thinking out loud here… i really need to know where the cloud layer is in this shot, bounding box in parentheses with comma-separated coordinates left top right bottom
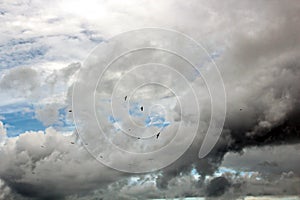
(0, 0, 300, 199)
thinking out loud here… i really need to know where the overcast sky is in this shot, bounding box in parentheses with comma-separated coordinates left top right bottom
(0, 0, 300, 199)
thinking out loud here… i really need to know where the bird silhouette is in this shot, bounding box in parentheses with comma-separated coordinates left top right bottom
(140, 106, 143, 111)
(156, 132, 160, 139)
(125, 96, 127, 101)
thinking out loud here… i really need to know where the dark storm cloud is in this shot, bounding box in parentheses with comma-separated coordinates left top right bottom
(1, 0, 300, 199)
(205, 176, 230, 197)
(154, 0, 300, 197)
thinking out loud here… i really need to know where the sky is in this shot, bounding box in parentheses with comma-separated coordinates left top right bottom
(0, 0, 300, 199)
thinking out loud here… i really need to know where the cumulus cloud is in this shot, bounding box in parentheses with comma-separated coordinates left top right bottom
(34, 104, 61, 126)
(0, 0, 300, 199)
(0, 121, 7, 145)
(222, 144, 300, 176)
(223, 171, 300, 199)
(0, 179, 15, 200)
(0, 62, 79, 106)
(0, 67, 39, 98)
(0, 128, 125, 199)
(129, 0, 300, 197)
(0, 121, 6, 136)
(205, 176, 231, 197)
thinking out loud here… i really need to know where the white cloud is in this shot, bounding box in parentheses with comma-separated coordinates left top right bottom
(0, 121, 7, 145)
(34, 104, 61, 126)
(0, 121, 6, 136)
(0, 0, 300, 199)
(0, 128, 125, 198)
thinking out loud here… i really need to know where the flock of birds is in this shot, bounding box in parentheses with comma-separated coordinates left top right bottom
(124, 95, 160, 139)
(42, 97, 243, 150)
(45, 95, 162, 152)
(32, 97, 244, 170)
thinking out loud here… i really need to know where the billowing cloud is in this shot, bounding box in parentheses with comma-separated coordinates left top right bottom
(205, 176, 230, 197)
(0, 128, 125, 199)
(0, 67, 39, 98)
(222, 144, 300, 176)
(0, 121, 6, 136)
(0, 0, 300, 199)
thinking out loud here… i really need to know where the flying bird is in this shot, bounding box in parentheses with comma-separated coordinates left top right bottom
(124, 96, 127, 101)
(70, 142, 75, 144)
(156, 132, 160, 139)
(140, 106, 143, 111)
(69, 110, 72, 112)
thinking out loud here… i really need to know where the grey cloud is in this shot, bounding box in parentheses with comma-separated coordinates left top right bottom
(0, 67, 39, 98)
(227, 172, 300, 198)
(0, 179, 13, 200)
(205, 176, 230, 197)
(34, 104, 61, 126)
(149, 0, 300, 196)
(1, 0, 300, 199)
(222, 144, 300, 176)
(0, 128, 125, 199)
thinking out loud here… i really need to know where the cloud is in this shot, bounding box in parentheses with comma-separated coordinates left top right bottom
(0, 121, 6, 136)
(225, 171, 300, 198)
(134, 0, 300, 196)
(34, 104, 61, 126)
(0, 179, 15, 200)
(222, 144, 300, 176)
(0, 121, 7, 146)
(0, 0, 300, 199)
(0, 128, 125, 199)
(205, 176, 231, 197)
(0, 67, 39, 98)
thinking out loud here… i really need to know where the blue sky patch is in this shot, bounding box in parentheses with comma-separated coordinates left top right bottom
(0, 103, 75, 137)
(145, 112, 170, 128)
(128, 102, 143, 117)
(1, 110, 46, 137)
(108, 115, 118, 123)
